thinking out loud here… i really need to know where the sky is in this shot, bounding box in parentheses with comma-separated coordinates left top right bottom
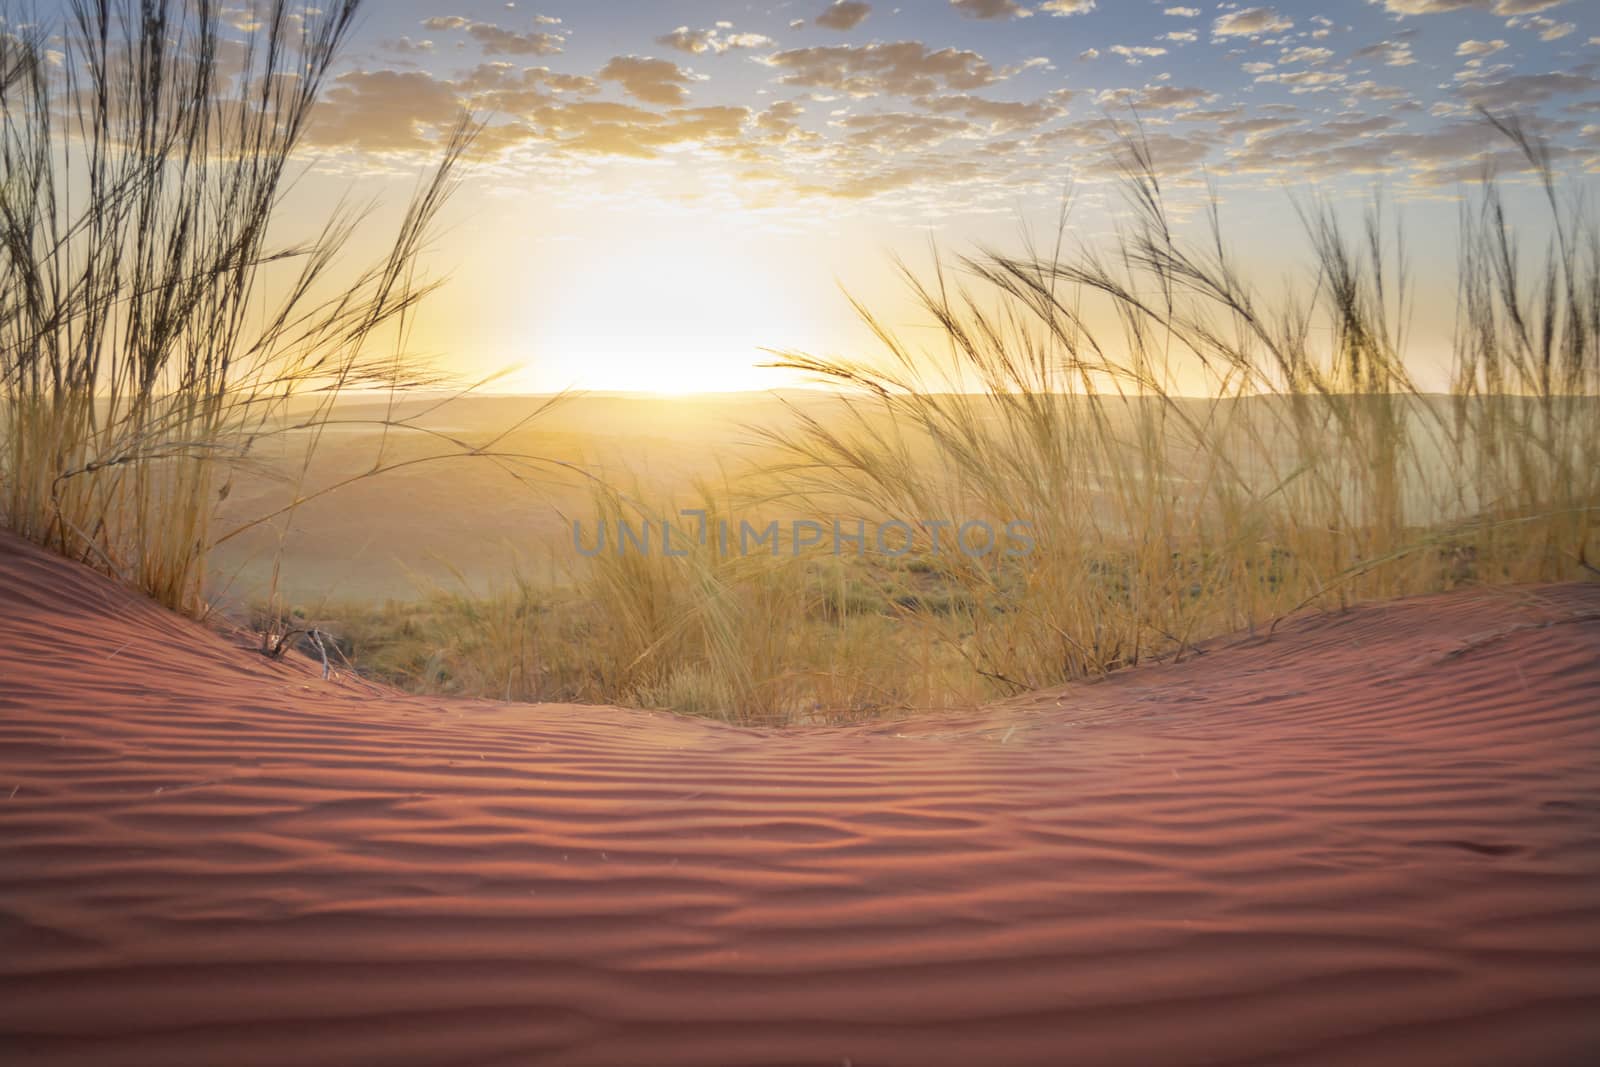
(155, 2, 1600, 391)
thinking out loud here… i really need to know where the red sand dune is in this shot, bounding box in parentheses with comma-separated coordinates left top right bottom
(2, 531, 1598, 1066)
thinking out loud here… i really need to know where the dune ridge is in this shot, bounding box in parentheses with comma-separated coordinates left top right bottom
(1, 531, 1597, 1066)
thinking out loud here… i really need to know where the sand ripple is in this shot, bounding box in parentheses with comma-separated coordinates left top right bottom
(2, 534, 1597, 1065)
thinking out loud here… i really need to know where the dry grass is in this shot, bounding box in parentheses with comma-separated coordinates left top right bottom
(4, 12, 1592, 729)
(0, 1, 484, 614)
(320, 120, 1597, 722)
(294, 482, 980, 725)
(754, 123, 1597, 697)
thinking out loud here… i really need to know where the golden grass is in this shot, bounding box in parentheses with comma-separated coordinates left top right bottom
(318, 124, 1597, 721)
(743, 128, 1594, 695)
(293, 483, 983, 725)
(3, 6, 1593, 724)
(0, 1, 477, 614)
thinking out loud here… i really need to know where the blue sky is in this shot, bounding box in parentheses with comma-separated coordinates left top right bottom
(184, 2, 1600, 388)
(323, 0, 1597, 193)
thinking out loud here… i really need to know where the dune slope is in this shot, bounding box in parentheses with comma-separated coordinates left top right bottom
(1, 532, 1597, 1066)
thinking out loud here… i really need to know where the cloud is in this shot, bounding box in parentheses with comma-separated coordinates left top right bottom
(1213, 8, 1294, 37)
(1517, 16, 1576, 41)
(760, 41, 1001, 96)
(1343, 79, 1415, 102)
(1110, 44, 1168, 63)
(1058, 127, 1218, 178)
(598, 56, 696, 105)
(1225, 114, 1587, 186)
(1106, 84, 1218, 110)
(455, 63, 597, 112)
(1226, 115, 1410, 175)
(1356, 40, 1417, 65)
(837, 112, 979, 152)
(1280, 46, 1334, 64)
(816, 2, 872, 31)
(1373, 0, 1568, 13)
(297, 0, 1598, 204)
(468, 25, 564, 56)
(221, 5, 262, 32)
(1040, 0, 1097, 14)
(657, 26, 773, 55)
(1455, 67, 1600, 109)
(951, 0, 1031, 18)
(381, 37, 434, 56)
(793, 157, 987, 201)
(752, 100, 815, 145)
(420, 18, 563, 57)
(1216, 114, 1303, 137)
(1490, 0, 1570, 10)
(304, 69, 463, 152)
(922, 90, 1073, 132)
(1255, 69, 1348, 91)
(532, 101, 751, 159)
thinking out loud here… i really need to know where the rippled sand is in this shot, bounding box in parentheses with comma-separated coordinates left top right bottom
(2, 533, 1597, 1065)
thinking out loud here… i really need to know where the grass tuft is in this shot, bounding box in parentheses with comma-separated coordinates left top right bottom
(1, 1, 477, 613)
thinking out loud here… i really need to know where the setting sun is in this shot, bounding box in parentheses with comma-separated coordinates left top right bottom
(3, 2, 1597, 1065)
(520, 228, 814, 393)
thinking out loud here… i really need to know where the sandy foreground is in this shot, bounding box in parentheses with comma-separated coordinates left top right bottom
(1, 532, 1597, 1066)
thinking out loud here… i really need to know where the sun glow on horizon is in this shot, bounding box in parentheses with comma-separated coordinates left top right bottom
(499, 223, 867, 395)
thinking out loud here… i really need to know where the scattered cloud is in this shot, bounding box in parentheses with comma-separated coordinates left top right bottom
(421, 17, 563, 56)
(221, 6, 263, 32)
(305, 69, 462, 152)
(1110, 44, 1168, 64)
(760, 41, 1001, 96)
(598, 56, 697, 106)
(533, 101, 751, 159)
(923, 90, 1074, 132)
(1491, 0, 1570, 11)
(836, 112, 979, 152)
(816, 2, 872, 31)
(294, 0, 1597, 209)
(951, 0, 1032, 18)
(456, 62, 597, 111)
(1280, 46, 1334, 64)
(1213, 8, 1294, 38)
(1254, 69, 1349, 91)
(1040, 0, 1097, 14)
(1356, 40, 1417, 66)
(657, 26, 773, 55)
(1135, 84, 1218, 110)
(1454, 67, 1600, 109)
(381, 37, 434, 56)
(1516, 16, 1576, 41)
(1374, 0, 1569, 13)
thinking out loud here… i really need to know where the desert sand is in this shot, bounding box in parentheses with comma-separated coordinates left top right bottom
(2, 530, 1597, 1065)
